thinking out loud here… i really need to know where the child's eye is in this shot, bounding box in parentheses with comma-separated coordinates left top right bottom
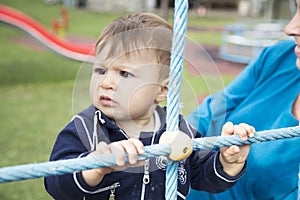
(94, 68, 106, 75)
(120, 71, 133, 78)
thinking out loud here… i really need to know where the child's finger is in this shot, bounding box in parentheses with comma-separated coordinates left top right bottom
(234, 123, 256, 140)
(220, 146, 240, 163)
(96, 141, 112, 154)
(110, 142, 126, 166)
(238, 123, 255, 137)
(110, 139, 144, 166)
(221, 121, 234, 136)
(122, 140, 140, 164)
(223, 146, 240, 157)
(129, 138, 144, 154)
(126, 138, 144, 165)
(233, 125, 248, 141)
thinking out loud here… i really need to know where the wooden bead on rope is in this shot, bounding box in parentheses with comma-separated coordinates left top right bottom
(159, 130, 193, 161)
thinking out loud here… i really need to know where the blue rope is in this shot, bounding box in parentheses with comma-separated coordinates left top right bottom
(0, 126, 299, 183)
(193, 126, 300, 150)
(166, 0, 189, 198)
(0, 143, 171, 183)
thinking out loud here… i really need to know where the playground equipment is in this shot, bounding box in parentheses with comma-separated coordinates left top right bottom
(51, 7, 69, 38)
(0, 5, 95, 62)
(0, 2, 300, 199)
(1, 126, 300, 188)
(219, 21, 291, 64)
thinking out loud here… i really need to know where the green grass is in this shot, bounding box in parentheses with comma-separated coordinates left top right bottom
(0, 1, 237, 199)
(0, 25, 79, 86)
(187, 31, 223, 45)
(188, 14, 237, 28)
(0, 83, 73, 200)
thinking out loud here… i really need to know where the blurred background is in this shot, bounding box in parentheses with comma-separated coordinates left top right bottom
(0, 0, 294, 199)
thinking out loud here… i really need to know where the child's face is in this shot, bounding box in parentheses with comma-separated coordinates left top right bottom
(90, 48, 168, 123)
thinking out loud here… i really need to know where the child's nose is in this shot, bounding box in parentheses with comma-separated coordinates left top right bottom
(99, 73, 116, 90)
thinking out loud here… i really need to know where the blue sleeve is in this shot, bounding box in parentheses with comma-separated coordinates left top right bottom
(187, 48, 266, 136)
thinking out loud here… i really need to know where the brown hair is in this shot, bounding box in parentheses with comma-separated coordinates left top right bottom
(95, 13, 173, 67)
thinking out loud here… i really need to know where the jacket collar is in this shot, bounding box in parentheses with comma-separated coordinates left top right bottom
(93, 105, 168, 142)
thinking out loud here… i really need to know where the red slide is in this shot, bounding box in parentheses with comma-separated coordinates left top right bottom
(0, 5, 95, 62)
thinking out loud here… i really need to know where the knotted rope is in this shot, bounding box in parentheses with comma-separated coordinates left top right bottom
(0, 126, 299, 183)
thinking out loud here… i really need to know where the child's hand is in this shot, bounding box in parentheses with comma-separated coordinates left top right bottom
(82, 138, 145, 186)
(97, 138, 145, 167)
(219, 122, 255, 176)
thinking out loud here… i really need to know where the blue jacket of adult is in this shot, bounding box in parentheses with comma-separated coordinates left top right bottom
(187, 40, 300, 200)
(44, 105, 244, 200)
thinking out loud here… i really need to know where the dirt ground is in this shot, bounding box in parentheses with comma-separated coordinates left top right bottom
(184, 42, 246, 76)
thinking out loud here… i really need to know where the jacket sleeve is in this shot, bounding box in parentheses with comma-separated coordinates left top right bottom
(189, 148, 245, 193)
(44, 121, 88, 199)
(44, 121, 114, 199)
(183, 121, 246, 193)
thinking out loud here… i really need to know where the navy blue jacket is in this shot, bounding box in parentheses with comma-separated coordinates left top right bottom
(44, 105, 244, 200)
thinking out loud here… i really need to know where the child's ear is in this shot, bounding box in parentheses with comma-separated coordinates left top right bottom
(155, 78, 169, 103)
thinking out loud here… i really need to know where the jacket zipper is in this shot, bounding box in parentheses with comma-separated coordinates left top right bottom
(143, 159, 150, 184)
(141, 159, 150, 200)
(85, 182, 120, 195)
(109, 182, 118, 200)
(140, 125, 159, 200)
(81, 182, 120, 200)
